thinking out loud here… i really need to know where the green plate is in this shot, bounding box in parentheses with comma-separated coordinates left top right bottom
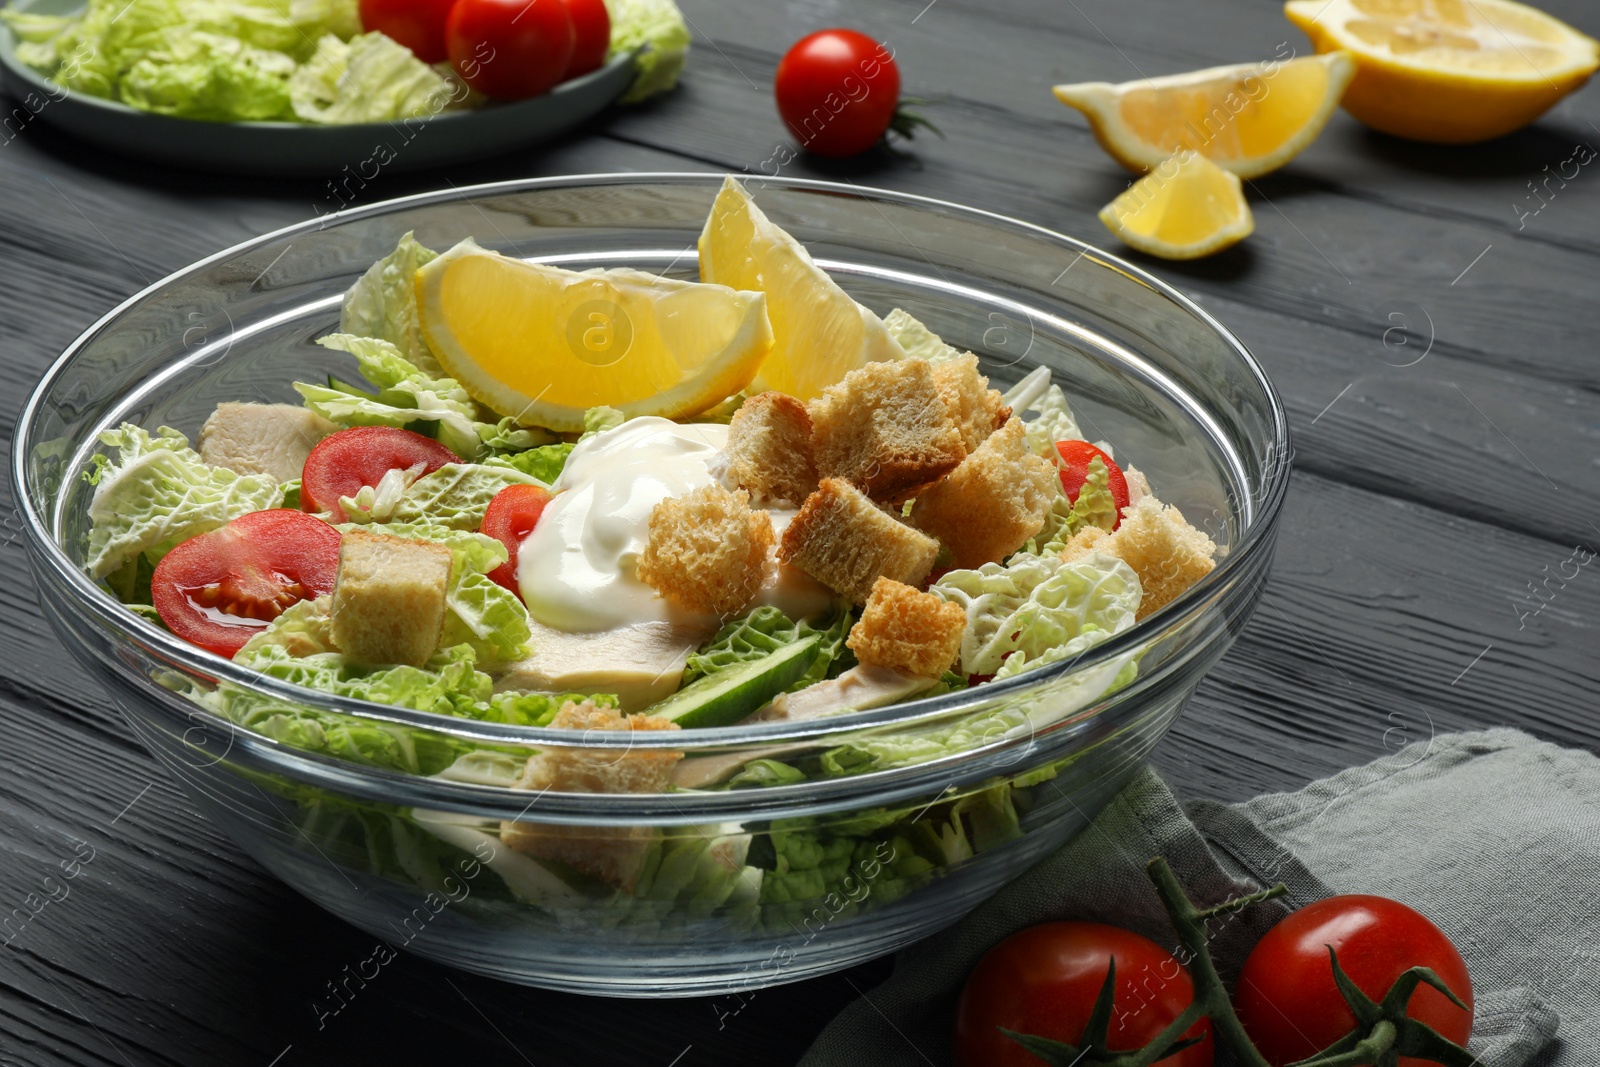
(0, 0, 639, 175)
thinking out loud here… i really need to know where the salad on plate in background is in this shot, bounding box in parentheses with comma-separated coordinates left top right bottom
(1, 0, 687, 122)
(79, 175, 1221, 923)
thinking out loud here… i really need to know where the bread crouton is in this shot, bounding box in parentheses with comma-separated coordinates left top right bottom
(808, 359, 966, 504)
(199, 402, 336, 483)
(1068, 497, 1216, 620)
(500, 700, 682, 891)
(725, 392, 818, 506)
(330, 529, 452, 667)
(932, 356, 1009, 452)
(909, 418, 1056, 569)
(846, 578, 967, 677)
(778, 478, 940, 604)
(1059, 524, 1109, 562)
(636, 484, 774, 616)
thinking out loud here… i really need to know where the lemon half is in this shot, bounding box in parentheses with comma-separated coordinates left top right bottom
(416, 240, 772, 433)
(1287, 0, 1600, 143)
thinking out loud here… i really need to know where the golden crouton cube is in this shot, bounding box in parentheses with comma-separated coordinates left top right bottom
(909, 418, 1056, 569)
(726, 391, 819, 506)
(500, 700, 682, 891)
(808, 359, 966, 504)
(636, 483, 775, 616)
(778, 478, 940, 604)
(1064, 497, 1217, 620)
(932, 355, 1009, 453)
(330, 529, 452, 667)
(846, 578, 968, 677)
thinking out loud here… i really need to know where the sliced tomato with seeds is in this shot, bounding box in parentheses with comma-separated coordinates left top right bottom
(152, 510, 342, 657)
(1055, 439, 1131, 528)
(301, 426, 460, 522)
(480, 482, 552, 593)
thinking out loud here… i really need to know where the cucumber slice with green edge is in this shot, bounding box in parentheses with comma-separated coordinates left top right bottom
(649, 636, 821, 728)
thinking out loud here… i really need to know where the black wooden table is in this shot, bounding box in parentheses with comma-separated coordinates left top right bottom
(2, 1, 1597, 1063)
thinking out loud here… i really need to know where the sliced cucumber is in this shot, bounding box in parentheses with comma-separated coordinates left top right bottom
(648, 636, 821, 729)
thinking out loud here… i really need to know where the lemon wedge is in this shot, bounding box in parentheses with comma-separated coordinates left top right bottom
(415, 240, 772, 433)
(698, 176, 903, 401)
(1054, 53, 1355, 178)
(1287, 0, 1600, 143)
(1098, 151, 1255, 260)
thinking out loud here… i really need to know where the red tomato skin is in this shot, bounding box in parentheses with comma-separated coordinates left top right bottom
(300, 427, 460, 523)
(480, 483, 552, 593)
(1055, 440, 1131, 528)
(954, 921, 1213, 1067)
(152, 510, 342, 658)
(559, 0, 609, 78)
(1235, 895, 1473, 1067)
(358, 0, 459, 63)
(775, 29, 901, 158)
(447, 0, 574, 100)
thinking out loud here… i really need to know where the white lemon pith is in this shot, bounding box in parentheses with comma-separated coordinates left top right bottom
(1098, 151, 1255, 260)
(1054, 53, 1356, 178)
(1286, 0, 1600, 143)
(698, 176, 903, 401)
(415, 240, 773, 434)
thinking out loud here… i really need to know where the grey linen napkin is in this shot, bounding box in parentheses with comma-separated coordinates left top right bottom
(800, 728, 1586, 1067)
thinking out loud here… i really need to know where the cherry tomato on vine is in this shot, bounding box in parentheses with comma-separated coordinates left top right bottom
(152, 510, 342, 657)
(775, 29, 902, 158)
(300, 426, 460, 523)
(1055, 439, 1130, 526)
(480, 482, 552, 593)
(358, 0, 458, 63)
(954, 921, 1213, 1067)
(447, 0, 575, 100)
(560, 0, 610, 78)
(1235, 895, 1473, 1067)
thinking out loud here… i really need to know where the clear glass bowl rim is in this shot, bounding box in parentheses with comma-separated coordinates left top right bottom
(14, 172, 1290, 773)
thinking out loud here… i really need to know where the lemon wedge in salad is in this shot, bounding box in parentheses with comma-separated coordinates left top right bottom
(415, 239, 773, 433)
(698, 176, 903, 401)
(1098, 151, 1254, 260)
(1286, 0, 1599, 144)
(1054, 53, 1356, 178)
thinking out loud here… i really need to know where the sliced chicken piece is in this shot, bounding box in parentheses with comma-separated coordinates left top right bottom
(198, 402, 336, 484)
(491, 619, 712, 712)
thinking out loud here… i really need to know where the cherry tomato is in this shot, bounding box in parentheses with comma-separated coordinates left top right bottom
(560, 0, 609, 78)
(954, 921, 1213, 1067)
(775, 29, 900, 158)
(152, 510, 342, 658)
(1055, 440, 1131, 528)
(447, 0, 574, 101)
(358, 0, 458, 63)
(1235, 895, 1473, 1067)
(300, 426, 460, 523)
(480, 483, 552, 593)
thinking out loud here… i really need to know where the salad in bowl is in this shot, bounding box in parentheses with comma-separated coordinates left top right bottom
(26, 174, 1279, 992)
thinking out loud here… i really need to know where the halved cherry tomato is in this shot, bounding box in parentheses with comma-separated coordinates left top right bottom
(152, 510, 342, 658)
(775, 29, 901, 158)
(560, 0, 610, 78)
(447, 0, 575, 101)
(358, 0, 458, 63)
(1235, 895, 1473, 1067)
(1056, 440, 1131, 528)
(480, 483, 552, 593)
(301, 427, 460, 523)
(954, 921, 1213, 1067)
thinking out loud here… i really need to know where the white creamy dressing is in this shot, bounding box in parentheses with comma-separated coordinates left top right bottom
(517, 417, 832, 633)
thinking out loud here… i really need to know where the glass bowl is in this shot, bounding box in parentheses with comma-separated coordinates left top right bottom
(13, 174, 1289, 996)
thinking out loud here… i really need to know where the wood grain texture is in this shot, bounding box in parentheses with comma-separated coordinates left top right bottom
(0, 0, 1597, 1063)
